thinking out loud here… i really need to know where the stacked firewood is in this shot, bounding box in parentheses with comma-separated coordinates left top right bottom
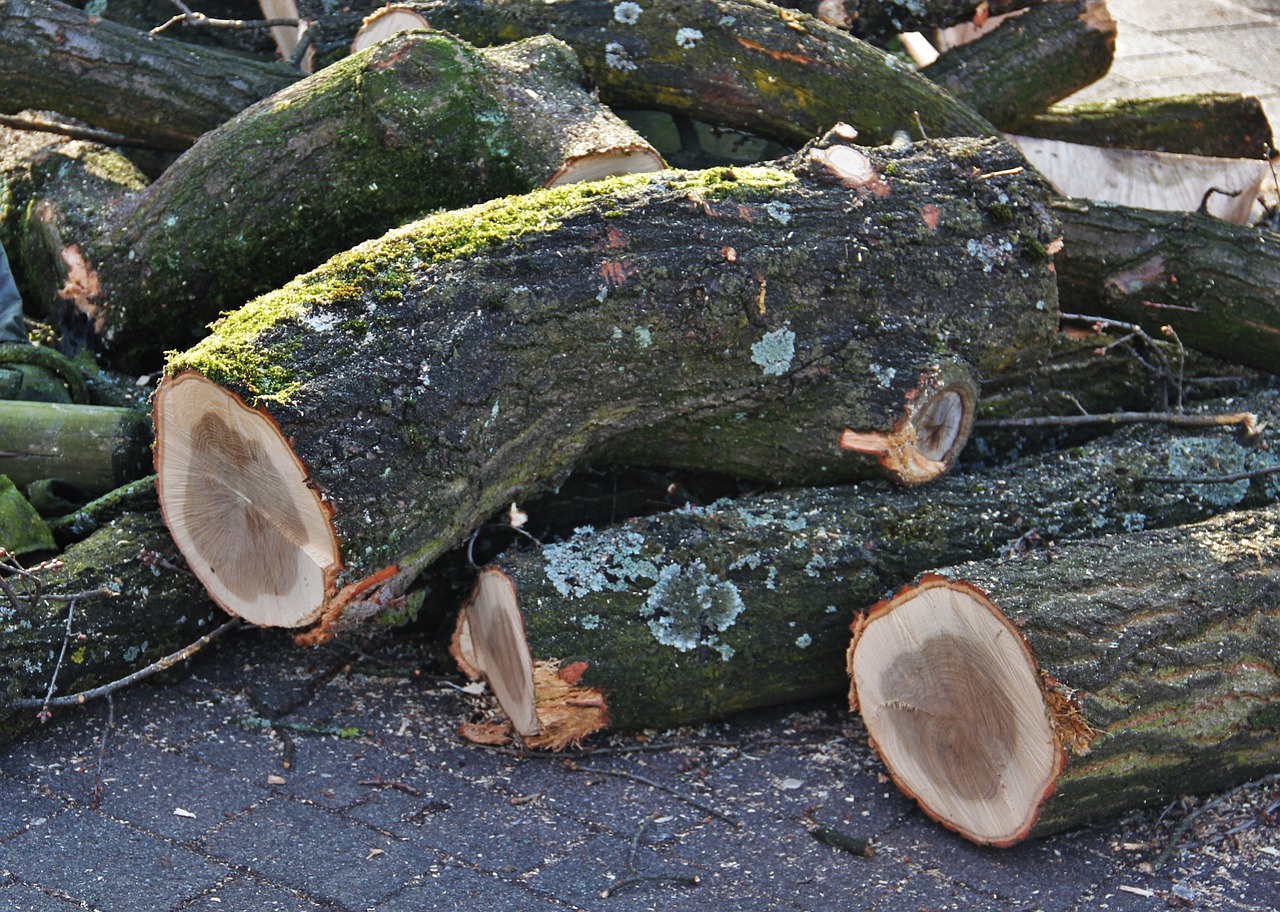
(1, 0, 1277, 846)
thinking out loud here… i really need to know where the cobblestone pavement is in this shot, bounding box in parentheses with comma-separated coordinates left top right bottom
(3, 1, 1279, 910)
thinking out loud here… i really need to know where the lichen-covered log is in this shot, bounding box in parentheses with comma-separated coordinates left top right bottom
(0, 400, 152, 494)
(1054, 198, 1280, 375)
(0, 0, 298, 150)
(0, 500, 225, 746)
(1014, 94, 1277, 161)
(448, 386, 1280, 747)
(153, 130, 1060, 636)
(921, 0, 1116, 130)
(2, 31, 662, 371)
(850, 504, 1280, 845)
(346, 0, 998, 147)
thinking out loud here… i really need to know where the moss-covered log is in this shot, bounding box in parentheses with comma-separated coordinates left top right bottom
(0, 400, 152, 494)
(153, 130, 1060, 636)
(1054, 198, 1280, 375)
(0, 500, 225, 746)
(1, 30, 663, 371)
(345, 0, 998, 148)
(921, 0, 1116, 130)
(1015, 94, 1277, 161)
(0, 0, 298, 151)
(850, 504, 1280, 844)
(445, 386, 1280, 747)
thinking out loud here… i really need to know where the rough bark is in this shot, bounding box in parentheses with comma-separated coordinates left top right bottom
(447, 385, 1280, 746)
(0, 501, 225, 746)
(778, 0, 1036, 40)
(921, 0, 1116, 130)
(1053, 198, 1280, 375)
(850, 505, 1280, 844)
(1015, 94, 1277, 161)
(0, 400, 152, 494)
(346, 0, 998, 148)
(154, 131, 1060, 637)
(0, 0, 298, 150)
(1, 31, 664, 371)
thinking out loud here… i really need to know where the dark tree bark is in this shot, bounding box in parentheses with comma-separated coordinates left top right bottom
(922, 0, 1116, 130)
(1, 31, 663, 371)
(152, 131, 1060, 636)
(851, 504, 1280, 844)
(1015, 94, 1277, 161)
(1054, 198, 1280, 375)
(450, 385, 1280, 747)
(344, 0, 999, 148)
(0, 0, 298, 150)
(778, 0, 1037, 40)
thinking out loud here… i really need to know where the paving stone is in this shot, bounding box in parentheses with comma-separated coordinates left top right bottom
(177, 875, 333, 911)
(0, 880, 89, 912)
(368, 864, 575, 912)
(197, 795, 443, 909)
(1, 806, 231, 912)
(0, 775, 63, 841)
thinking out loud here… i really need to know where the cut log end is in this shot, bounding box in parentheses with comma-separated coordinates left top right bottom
(453, 569, 608, 750)
(847, 575, 1065, 846)
(153, 371, 341, 628)
(545, 148, 667, 187)
(839, 363, 978, 485)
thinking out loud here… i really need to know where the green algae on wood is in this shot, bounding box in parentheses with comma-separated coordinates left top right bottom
(156, 129, 1059, 638)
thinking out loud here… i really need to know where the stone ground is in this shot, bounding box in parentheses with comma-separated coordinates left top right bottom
(3, 1, 1280, 910)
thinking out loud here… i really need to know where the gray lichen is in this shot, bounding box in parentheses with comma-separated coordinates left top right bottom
(750, 327, 796, 377)
(639, 561, 746, 655)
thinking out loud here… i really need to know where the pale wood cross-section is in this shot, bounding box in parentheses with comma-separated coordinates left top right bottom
(153, 371, 341, 628)
(848, 574, 1063, 846)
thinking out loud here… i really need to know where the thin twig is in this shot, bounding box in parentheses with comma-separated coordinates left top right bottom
(150, 12, 299, 35)
(975, 410, 1261, 436)
(573, 764, 741, 828)
(36, 597, 78, 722)
(14, 618, 241, 712)
(1140, 465, 1280, 485)
(1152, 772, 1280, 871)
(0, 113, 153, 149)
(90, 695, 115, 810)
(603, 815, 701, 897)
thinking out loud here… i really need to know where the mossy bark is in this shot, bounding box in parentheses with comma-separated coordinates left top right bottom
(0, 400, 151, 495)
(349, 0, 998, 148)
(0, 0, 298, 151)
(904, 505, 1280, 841)
(159, 131, 1059, 633)
(1053, 198, 1280, 375)
(3, 30, 661, 371)
(0, 503, 225, 746)
(921, 0, 1116, 130)
(463, 385, 1280, 739)
(1014, 94, 1277, 161)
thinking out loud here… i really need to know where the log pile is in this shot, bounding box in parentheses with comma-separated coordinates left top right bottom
(1, 0, 1278, 848)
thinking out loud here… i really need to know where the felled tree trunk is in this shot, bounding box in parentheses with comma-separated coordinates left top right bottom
(849, 504, 1280, 846)
(0, 400, 152, 494)
(152, 131, 1059, 637)
(4, 31, 663, 370)
(1015, 94, 1277, 161)
(0, 500, 225, 746)
(446, 387, 1280, 748)
(1054, 199, 1280, 374)
(345, 0, 998, 147)
(0, 0, 298, 150)
(921, 0, 1116, 130)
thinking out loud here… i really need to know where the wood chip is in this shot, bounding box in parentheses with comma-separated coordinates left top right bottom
(173, 807, 196, 818)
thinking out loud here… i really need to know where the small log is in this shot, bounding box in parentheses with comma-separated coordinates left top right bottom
(447, 387, 1280, 748)
(848, 504, 1280, 845)
(1053, 198, 1280, 374)
(921, 0, 1117, 130)
(0, 400, 152, 494)
(4, 31, 664, 370)
(1009, 136, 1271, 224)
(345, 0, 999, 147)
(0, 0, 298, 150)
(152, 131, 1060, 635)
(0, 502, 225, 745)
(1014, 94, 1278, 161)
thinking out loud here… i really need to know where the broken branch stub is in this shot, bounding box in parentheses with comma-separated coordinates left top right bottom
(848, 575, 1062, 846)
(154, 129, 1058, 637)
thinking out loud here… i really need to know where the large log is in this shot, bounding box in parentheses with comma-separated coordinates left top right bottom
(344, 0, 999, 148)
(152, 131, 1060, 637)
(448, 387, 1280, 748)
(1053, 199, 1280, 374)
(920, 0, 1116, 130)
(1, 31, 664, 370)
(848, 504, 1280, 846)
(0, 0, 298, 150)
